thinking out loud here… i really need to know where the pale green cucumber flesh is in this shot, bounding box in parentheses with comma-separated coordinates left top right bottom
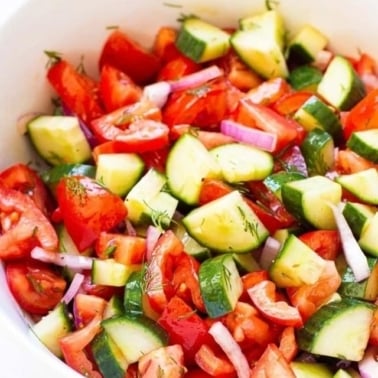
(346, 129, 378, 163)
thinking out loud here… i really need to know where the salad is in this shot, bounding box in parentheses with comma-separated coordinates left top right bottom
(1, 3, 378, 378)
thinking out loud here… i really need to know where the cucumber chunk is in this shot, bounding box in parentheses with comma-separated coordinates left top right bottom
(183, 191, 269, 253)
(31, 302, 72, 357)
(287, 24, 328, 64)
(297, 298, 375, 361)
(290, 362, 333, 378)
(166, 133, 222, 205)
(91, 330, 129, 378)
(335, 168, 378, 205)
(176, 17, 230, 63)
(317, 56, 366, 111)
(96, 153, 144, 197)
(27, 115, 92, 165)
(210, 143, 273, 183)
(199, 254, 242, 318)
(231, 10, 288, 79)
(281, 176, 342, 229)
(263, 171, 306, 201)
(123, 268, 144, 316)
(346, 129, 378, 163)
(102, 315, 168, 363)
(359, 213, 378, 257)
(103, 295, 124, 319)
(269, 234, 326, 287)
(288, 65, 323, 91)
(342, 201, 375, 238)
(300, 128, 335, 176)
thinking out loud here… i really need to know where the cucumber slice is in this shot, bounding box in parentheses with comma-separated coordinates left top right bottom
(166, 133, 222, 205)
(232, 253, 261, 274)
(103, 295, 124, 319)
(342, 201, 375, 238)
(91, 259, 139, 287)
(199, 254, 242, 318)
(96, 153, 145, 197)
(27, 115, 92, 166)
(287, 24, 328, 64)
(269, 234, 326, 287)
(300, 128, 335, 176)
(293, 95, 342, 139)
(31, 302, 72, 357)
(317, 55, 366, 111)
(281, 176, 342, 230)
(123, 268, 144, 316)
(288, 65, 323, 91)
(290, 362, 333, 378)
(175, 17, 230, 63)
(263, 171, 306, 201)
(359, 213, 378, 257)
(183, 191, 269, 253)
(297, 298, 375, 361)
(231, 10, 288, 79)
(346, 129, 378, 163)
(102, 315, 168, 363)
(91, 330, 129, 378)
(339, 257, 378, 301)
(210, 143, 273, 183)
(333, 369, 354, 378)
(335, 168, 378, 205)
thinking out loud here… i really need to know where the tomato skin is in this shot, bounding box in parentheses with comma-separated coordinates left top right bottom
(272, 91, 313, 116)
(162, 79, 229, 129)
(0, 163, 53, 216)
(6, 260, 66, 315)
(99, 29, 160, 85)
(158, 55, 202, 82)
(157, 296, 214, 365)
(153, 26, 180, 63)
(47, 59, 103, 123)
(56, 175, 127, 251)
(0, 186, 58, 260)
(299, 230, 341, 260)
(248, 280, 303, 328)
(99, 64, 142, 112)
(73, 293, 107, 328)
(278, 327, 298, 362)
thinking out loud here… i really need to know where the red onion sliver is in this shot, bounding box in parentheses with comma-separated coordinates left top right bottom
(359, 346, 378, 378)
(143, 81, 171, 108)
(259, 236, 281, 270)
(125, 219, 137, 237)
(170, 65, 223, 92)
(329, 202, 370, 282)
(220, 119, 277, 152)
(146, 225, 163, 262)
(31, 246, 94, 270)
(209, 321, 250, 378)
(313, 49, 333, 71)
(61, 273, 85, 304)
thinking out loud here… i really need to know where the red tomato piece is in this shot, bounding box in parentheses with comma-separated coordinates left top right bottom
(138, 344, 186, 378)
(6, 260, 66, 315)
(95, 232, 146, 264)
(185, 370, 236, 378)
(99, 64, 142, 112)
(162, 78, 229, 129)
(56, 175, 127, 251)
(248, 280, 303, 328)
(299, 230, 341, 260)
(278, 327, 298, 362)
(99, 29, 160, 85)
(145, 230, 183, 313)
(47, 59, 103, 123)
(272, 91, 313, 116)
(273, 145, 308, 176)
(73, 293, 107, 328)
(241, 271, 270, 297)
(250, 344, 296, 378)
(0, 163, 53, 215)
(334, 148, 378, 174)
(0, 186, 58, 260)
(158, 55, 202, 82)
(59, 314, 102, 378)
(152, 26, 180, 63)
(139, 147, 169, 173)
(158, 296, 214, 365)
(369, 304, 378, 346)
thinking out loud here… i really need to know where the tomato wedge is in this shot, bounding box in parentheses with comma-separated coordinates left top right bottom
(298, 230, 341, 260)
(56, 175, 127, 251)
(0, 186, 58, 260)
(195, 344, 236, 376)
(158, 55, 201, 82)
(248, 280, 303, 328)
(6, 260, 66, 315)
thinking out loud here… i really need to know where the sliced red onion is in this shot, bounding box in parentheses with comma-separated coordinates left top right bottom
(143, 81, 171, 108)
(359, 345, 378, 378)
(31, 246, 94, 270)
(329, 202, 370, 282)
(220, 119, 277, 152)
(313, 49, 333, 71)
(17, 112, 43, 135)
(259, 236, 281, 270)
(125, 219, 137, 236)
(146, 225, 163, 262)
(209, 321, 250, 378)
(61, 273, 85, 304)
(170, 65, 223, 92)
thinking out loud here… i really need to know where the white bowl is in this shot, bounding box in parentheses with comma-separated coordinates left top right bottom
(0, 0, 378, 376)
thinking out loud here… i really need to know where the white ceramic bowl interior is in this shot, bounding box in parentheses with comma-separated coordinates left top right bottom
(1, 0, 378, 376)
